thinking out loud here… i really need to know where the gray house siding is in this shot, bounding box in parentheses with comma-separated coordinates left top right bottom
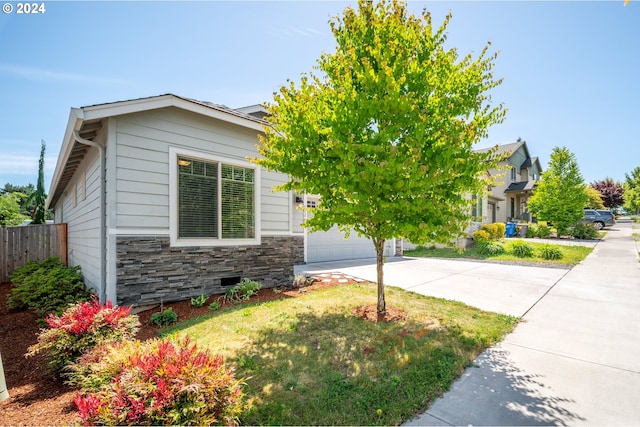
(113, 108, 290, 234)
(108, 106, 297, 305)
(53, 144, 103, 295)
(49, 96, 303, 307)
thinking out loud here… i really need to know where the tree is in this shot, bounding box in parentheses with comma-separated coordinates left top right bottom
(253, 0, 505, 314)
(625, 166, 640, 190)
(0, 192, 29, 227)
(623, 186, 640, 214)
(584, 187, 604, 209)
(590, 178, 624, 208)
(528, 146, 588, 236)
(1, 183, 35, 216)
(624, 166, 640, 214)
(26, 141, 47, 224)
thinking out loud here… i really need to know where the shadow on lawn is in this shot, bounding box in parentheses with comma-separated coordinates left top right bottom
(226, 310, 478, 426)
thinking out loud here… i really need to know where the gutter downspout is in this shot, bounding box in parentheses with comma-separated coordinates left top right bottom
(73, 131, 107, 303)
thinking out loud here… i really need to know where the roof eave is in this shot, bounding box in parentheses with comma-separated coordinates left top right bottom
(46, 108, 84, 209)
(46, 94, 268, 209)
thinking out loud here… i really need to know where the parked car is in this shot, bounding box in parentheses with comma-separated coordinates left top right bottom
(597, 209, 616, 220)
(583, 209, 615, 230)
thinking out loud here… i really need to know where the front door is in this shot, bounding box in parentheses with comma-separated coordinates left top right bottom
(488, 202, 496, 223)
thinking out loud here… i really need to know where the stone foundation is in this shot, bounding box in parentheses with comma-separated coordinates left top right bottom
(116, 235, 302, 306)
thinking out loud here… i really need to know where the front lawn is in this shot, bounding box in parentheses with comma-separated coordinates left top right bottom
(406, 240, 593, 266)
(163, 283, 517, 426)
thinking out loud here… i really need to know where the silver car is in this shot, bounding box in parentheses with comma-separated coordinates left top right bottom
(583, 209, 615, 230)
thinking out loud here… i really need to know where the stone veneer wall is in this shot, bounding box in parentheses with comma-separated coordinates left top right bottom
(116, 235, 304, 306)
(293, 234, 305, 265)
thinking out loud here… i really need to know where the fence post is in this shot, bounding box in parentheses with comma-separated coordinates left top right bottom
(0, 352, 8, 402)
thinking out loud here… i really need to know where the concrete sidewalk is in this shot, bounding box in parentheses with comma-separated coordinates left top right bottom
(297, 221, 640, 425)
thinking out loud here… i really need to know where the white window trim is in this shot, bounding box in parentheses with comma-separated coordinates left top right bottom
(169, 147, 261, 247)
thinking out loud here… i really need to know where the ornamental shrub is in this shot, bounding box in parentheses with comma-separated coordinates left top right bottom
(73, 338, 245, 426)
(535, 224, 552, 238)
(223, 278, 262, 303)
(538, 245, 563, 260)
(481, 223, 506, 240)
(191, 294, 209, 308)
(7, 257, 94, 317)
(480, 224, 497, 240)
(67, 340, 139, 391)
(27, 298, 140, 373)
(493, 222, 506, 239)
(526, 224, 537, 238)
(571, 222, 599, 240)
(473, 230, 490, 243)
(526, 224, 553, 239)
(478, 241, 505, 256)
(150, 307, 178, 326)
(510, 241, 534, 258)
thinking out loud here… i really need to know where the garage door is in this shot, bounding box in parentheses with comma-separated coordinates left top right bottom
(306, 226, 377, 263)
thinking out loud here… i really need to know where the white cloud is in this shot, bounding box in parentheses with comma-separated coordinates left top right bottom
(267, 26, 323, 39)
(0, 64, 127, 85)
(0, 154, 56, 175)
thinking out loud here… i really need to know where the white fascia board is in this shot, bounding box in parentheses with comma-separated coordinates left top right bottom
(81, 95, 265, 132)
(46, 108, 85, 209)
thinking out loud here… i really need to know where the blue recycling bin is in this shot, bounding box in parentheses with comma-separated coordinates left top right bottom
(505, 222, 516, 238)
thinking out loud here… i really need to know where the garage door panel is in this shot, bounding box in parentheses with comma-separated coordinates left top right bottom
(307, 226, 376, 262)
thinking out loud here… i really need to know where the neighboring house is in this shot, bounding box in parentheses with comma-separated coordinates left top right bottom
(475, 140, 543, 224)
(47, 94, 400, 306)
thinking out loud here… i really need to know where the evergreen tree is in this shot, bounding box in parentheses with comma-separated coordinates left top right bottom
(27, 141, 47, 224)
(528, 146, 587, 236)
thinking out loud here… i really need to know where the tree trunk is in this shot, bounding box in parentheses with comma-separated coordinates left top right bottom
(373, 237, 385, 314)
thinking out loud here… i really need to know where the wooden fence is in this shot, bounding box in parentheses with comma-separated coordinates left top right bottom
(0, 224, 67, 283)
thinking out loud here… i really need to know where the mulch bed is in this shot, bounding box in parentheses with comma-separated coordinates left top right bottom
(0, 272, 401, 426)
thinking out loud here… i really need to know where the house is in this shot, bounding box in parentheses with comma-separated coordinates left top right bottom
(46, 94, 308, 306)
(474, 140, 543, 224)
(47, 94, 400, 306)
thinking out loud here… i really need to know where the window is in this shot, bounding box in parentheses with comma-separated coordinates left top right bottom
(511, 167, 517, 181)
(471, 195, 482, 220)
(171, 148, 259, 246)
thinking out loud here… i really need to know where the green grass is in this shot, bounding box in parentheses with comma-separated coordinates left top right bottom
(162, 284, 517, 426)
(406, 240, 593, 266)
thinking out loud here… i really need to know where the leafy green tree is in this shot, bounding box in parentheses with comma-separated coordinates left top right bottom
(1, 183, 35, 216)
(584, 186, 604, 209)
(625, 166, 640, 189)
(27, 141, 47, 224)
(623, 185, 640, 214)
(590, 178, 624, 208)
(253, 0, 505, 313)
(624, 166, 640, 214)
(0, 192, 29, 227)
(528, 147, 588, 236)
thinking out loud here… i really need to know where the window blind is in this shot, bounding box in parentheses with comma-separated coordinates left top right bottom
(177, 156, 255, 240)
(221, 164, 255, 239)
(178, 157, 218, 238)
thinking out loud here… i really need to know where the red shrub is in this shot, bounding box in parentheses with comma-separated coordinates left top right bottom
(74, 337, 245, 426)
(27, 298, 140, 373)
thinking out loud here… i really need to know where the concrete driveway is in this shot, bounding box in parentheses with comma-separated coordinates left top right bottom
(298, 256, 568, 317)
(295, 220, 640, 425)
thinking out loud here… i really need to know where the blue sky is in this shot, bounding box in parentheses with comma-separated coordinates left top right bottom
(1, 0, 638, 193)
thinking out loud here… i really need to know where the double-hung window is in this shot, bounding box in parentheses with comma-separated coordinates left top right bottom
(170, 148, 260, 246)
